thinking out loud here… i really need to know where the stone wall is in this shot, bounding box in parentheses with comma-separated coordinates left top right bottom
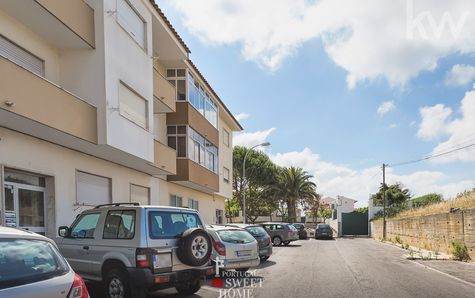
(372, 208, 475, 259)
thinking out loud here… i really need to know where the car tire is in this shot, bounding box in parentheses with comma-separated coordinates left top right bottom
(236, 267, 250, 272)
(260, 256, 269, 261)
(272, 236, 282, 246)
(104, 267, 132, 298)
(175, 278, 201, 295)
(283, 241, 290, 246)
(176, 228, 212, 266)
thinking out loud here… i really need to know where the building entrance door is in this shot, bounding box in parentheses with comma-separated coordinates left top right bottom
(3, 182, 46, 234)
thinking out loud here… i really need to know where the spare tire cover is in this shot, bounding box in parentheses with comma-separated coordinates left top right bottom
(177, 228, 212, 266)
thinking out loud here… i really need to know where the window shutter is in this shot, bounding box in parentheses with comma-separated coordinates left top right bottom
(0, 35, 44, 76)
(117, 0, 146, 48)
(76, 172, 111, 207)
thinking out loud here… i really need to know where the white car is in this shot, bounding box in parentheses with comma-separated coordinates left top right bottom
(0, 226, 89, 298)
(207, 225, 260, 273)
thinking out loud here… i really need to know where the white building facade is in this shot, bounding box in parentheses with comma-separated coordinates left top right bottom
(0, 0, 241, 238)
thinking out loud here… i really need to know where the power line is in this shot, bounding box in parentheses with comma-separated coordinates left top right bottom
(389, 142, 475, 167)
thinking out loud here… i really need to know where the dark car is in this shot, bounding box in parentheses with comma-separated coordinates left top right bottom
(225, 224, 273, 261)
(292, 223, 308, 239)
(260, 222, 299, 246)
(315, 223, 333, 239)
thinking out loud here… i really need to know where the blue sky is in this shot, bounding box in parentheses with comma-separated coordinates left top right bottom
(159, 0, 475, 206)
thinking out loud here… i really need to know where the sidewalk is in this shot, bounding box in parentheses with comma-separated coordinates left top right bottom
(416, 260, 475, 286)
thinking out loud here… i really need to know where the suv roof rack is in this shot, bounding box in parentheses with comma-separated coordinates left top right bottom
(94, 202, 140, 209)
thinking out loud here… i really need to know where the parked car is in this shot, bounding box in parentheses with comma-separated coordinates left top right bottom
(260, 222, 299, 246)
(56, 203, 214, 298)
(207, 225, 260, 273)
(0, 226, 89, 298)
(292, 223, 308, 239)
(315, 223, 333, 239)
(225, 224, 272, 261)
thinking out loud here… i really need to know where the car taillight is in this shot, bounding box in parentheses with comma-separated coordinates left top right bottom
(136, 248, 152, 268)
(213, 241, 226, 256)
(68, 273, 89, 298)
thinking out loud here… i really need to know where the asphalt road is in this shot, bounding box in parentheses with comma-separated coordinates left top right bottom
(87, 238, 475, 298)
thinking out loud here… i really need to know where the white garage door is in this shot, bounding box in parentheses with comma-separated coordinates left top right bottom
(130, 184, 150, 205)
(76, 171, 111, 207)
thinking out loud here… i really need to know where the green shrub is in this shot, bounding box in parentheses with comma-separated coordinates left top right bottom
(451, 241, 470, 261)
(395, 235, 402, 244)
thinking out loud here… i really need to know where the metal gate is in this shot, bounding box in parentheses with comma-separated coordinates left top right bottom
(341, 211, 368, 235)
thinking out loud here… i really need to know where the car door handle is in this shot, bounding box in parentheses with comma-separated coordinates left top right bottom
(83, 245, 89, 250)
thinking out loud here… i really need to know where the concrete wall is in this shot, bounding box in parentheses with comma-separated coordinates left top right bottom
(372, 209, 475, 259)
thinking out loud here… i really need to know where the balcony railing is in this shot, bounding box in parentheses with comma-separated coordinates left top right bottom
(0, 57, 97, 143)
(154, 140, 177, 175)
(167, 159, 219, 193)
(153, 68, 176, 113)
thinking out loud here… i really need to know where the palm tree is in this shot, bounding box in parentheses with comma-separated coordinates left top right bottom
(278, 167, 317, 223)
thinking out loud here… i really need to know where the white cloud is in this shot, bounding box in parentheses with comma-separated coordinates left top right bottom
(234, 112, 250, 122)
(233, 128, 275, 148)
(445, 64, 475, 86)
(389, 123, 399, 129)
(270, 147, 474, 206)
(168, 0, 475, 88)
(377, 101, 396, 116)
(429, 89, 475, 162)
(417, 104, 452, 141)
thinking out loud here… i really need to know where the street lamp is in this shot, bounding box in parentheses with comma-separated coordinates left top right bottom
(242, 142, 271, 223)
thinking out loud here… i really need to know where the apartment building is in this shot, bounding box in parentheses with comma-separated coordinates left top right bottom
(0, 0, 241, 238)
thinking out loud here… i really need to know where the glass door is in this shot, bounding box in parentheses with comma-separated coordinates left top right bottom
(3, 183, 45, 234)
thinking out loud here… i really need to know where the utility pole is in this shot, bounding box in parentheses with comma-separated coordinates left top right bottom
(382, 163, 387, 240)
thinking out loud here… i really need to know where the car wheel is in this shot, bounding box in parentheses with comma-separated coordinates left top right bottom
(283, 241, 290, 246)
(260, 256, 269, 261)
(175, 278, 201, 295)
(105, 268, 131, 298)
(177, 228, 212, 266)
(236, 267, 250, 272)
(272, 236, 282, 246)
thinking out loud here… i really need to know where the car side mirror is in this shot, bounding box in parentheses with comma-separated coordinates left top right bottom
(58, 226, 70, 237)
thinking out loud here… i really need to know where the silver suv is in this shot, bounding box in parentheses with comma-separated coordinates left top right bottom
(56, 203, 214, 298)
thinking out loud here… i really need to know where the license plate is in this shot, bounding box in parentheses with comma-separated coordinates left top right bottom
(237, 250, 251, 257)
(153, 253, 172, 269)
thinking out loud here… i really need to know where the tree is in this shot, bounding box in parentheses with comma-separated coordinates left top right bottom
(277, 167, 318, 223)
(225, 197, 240, 223)
(318, 205, 332, 223)
(372, 183, 410, 207)
(304, 194, 321, 222)
(233, 146, 279, 223)
(411, 193, 443, 208)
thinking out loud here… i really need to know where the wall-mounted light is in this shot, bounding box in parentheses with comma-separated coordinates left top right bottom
(4, 100, 14, 107)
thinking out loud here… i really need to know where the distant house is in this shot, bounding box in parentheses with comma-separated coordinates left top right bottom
(324, 196, 357, 236)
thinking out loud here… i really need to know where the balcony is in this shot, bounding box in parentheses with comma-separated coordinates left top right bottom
(0, 56, 97, 143)
(168, 159, 219, 193)
(0, 0, 95, 49)
(167, 102, 219, 146)
(153, 68, 176, 113)
(154, 140, 177, 175)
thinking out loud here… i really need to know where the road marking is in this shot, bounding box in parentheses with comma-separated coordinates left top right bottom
(411, 261, 475, 289)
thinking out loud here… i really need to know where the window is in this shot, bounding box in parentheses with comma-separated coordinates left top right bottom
(245, 226, 267, 237)
(188, 198, 199, 211)
(223, 129, 230, 147)
(275, 225, 284, 230)
(76, 171, 111, 207)
(0, 35, 44, 76)
(117, 0, 146, 49)
(223, 167, 230, 183)
(70, 213, 101, 238)
(148, 211, 203, 239)
(216, 209, 224, 224)
(167, 69, 186, 101)
(186, 73, 218, 127)
(169, 194, 183, 207)
(188, 127, 219, 173)
(119, 82, 148, 129)
(217, 230, 255, 244)
(4, 169, 45, 187)
(167, 125, 187, 157)
(0, 239, 69, 290)
(103, 210, 136, 239)
(130, 184, 150, 205)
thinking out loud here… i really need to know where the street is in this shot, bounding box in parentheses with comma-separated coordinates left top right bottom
(87, 238, 475, 298)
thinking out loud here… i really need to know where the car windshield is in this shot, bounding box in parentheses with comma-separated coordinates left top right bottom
(293, 224, 303, 230)
(288, 224, 298, 231)
(217, 230, 255, 244)
(0, 239, 69, 289)
(148, 211, 202, 239)
(245, 226, 267, 237)
(318, 224, 331, 229)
